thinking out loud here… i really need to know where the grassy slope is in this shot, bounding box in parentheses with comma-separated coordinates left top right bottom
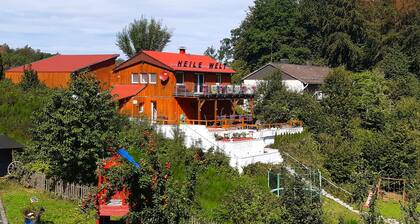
(376, 199, 420, 221)
(194, 166, 361, 223)
(323, 197, 360, 224)
(0, 180, 94, 224)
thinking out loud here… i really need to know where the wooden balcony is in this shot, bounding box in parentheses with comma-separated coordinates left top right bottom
(173, 83, 255, 99)
(154, 116, 303, 130)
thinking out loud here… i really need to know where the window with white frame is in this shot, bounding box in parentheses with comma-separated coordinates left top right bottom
(131, 73, 140, 83)
(140, 73, 148, 83)
(216, 74, 222, 85)
(175, 72, 184, 85)
(149, 73, 157, 84)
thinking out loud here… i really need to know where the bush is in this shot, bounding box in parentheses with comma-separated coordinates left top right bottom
(281, 176, 323, 224)
(215, 179, 284, 223)
(0, 79, 53, 143)
(243, 162, 277, 177)
(20, 67, 41, 90)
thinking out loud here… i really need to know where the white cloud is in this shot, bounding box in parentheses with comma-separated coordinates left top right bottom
(0, 0, 253, 57)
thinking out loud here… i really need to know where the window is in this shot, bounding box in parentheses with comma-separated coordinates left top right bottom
(175, 72, 184, 85)
(139, 103, 144, 113)
(216, 74, 222, 85)
(140, 74, 148, 84)
(131, 74, 140, 84)
(149, 73, 157, 84)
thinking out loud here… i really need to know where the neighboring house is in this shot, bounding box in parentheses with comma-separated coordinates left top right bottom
(242, 63, 331, 98)
(111, 48, 255, 123)
(5, 54, 119, 89)
(0, 135, 24, 176)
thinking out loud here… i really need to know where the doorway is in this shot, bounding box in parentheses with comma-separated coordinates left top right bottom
(151, 101, 157, 122)
(195, 74, 204, 93)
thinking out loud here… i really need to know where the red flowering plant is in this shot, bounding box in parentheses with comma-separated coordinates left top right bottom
(81, 122, 197, 224)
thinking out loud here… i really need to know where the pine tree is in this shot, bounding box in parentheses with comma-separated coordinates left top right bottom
(20, 66, 41, 90)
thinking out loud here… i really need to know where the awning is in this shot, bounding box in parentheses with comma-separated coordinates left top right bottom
(0, 135, 24, 150)
(111, 85, 145, 100)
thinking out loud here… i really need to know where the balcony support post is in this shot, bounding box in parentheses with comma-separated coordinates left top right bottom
(214, 99, 218, 123)
(197, 99, 205, 122)
(231, 99, 239, 116)
(249, 97, 254, 118)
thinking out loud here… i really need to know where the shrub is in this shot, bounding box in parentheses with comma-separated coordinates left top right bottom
(215, 179, 284, 223)
(20, 66, 41, 90)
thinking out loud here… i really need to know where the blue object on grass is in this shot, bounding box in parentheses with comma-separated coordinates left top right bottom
(117, 148, 141, 170)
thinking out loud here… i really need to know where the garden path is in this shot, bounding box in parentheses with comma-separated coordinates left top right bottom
(0, 198, 8, 224)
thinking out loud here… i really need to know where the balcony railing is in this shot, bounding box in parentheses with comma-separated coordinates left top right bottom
(173, 83, 256, 98)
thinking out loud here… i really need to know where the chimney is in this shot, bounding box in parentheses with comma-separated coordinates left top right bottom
(179, 46, 186, 54)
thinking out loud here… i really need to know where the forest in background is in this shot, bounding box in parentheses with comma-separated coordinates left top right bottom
(206, 0, 419, 82)
(0, 0, 419, 223)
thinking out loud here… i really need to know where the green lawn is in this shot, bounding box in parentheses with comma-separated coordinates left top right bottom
(0, 180, 95, 224)
(195, 167, 236, 219)
(377, 200, 403, 220)
(322, 197, 361, 224)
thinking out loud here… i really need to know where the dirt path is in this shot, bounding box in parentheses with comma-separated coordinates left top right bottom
(0, 198, 8, 224)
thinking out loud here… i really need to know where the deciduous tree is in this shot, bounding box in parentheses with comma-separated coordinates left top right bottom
(116, 16, 172, 58)
(27, 73, 125, 183)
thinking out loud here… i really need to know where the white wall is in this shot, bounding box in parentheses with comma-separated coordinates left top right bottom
(156, 124, 303, 173)
(243, 79, 305, 93)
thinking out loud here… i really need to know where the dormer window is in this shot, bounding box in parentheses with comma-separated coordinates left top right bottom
(140, 74, 148, 84)
(149, 73, 157, 84)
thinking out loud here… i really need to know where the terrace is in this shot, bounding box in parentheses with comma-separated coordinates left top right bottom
(173, 83, 256, 99)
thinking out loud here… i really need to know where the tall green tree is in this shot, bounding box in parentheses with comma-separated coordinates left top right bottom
(116, 16, 172, 58)
(204, 38, 234, 65)
(229, 0, 310, 77)
(26, 73, 125, 183)
(255, 72, 326, 132)
(351, 70, 388, 131)
(321, 67, 356, 135)
(320, 0, 367, 70)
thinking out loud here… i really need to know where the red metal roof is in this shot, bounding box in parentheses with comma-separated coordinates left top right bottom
(114, 50, 235, 74)
(7, 54, 119, 73)
(111, 84, 145, 100)
(143, 51, 235, 73)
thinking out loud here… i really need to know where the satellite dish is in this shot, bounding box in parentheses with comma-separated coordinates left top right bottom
(159, 71, 169, 82)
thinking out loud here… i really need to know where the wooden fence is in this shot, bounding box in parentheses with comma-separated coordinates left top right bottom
(19, 172, 92, 201)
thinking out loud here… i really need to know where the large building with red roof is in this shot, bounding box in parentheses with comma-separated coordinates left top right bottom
(5, 48, 254, 124)
(111, 48, 254, 123)
(5, 54, 119, 89)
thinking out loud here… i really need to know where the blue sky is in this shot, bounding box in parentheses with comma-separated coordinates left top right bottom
(0, 0, 253, 58)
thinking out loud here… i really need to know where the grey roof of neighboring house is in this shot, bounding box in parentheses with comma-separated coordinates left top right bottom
(0, 135, 24, 150)
(242, 63, 331, 85)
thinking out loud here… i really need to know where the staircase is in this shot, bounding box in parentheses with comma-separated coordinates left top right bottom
(276, 150, 400, 224)
(156, 124, 302, 172)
